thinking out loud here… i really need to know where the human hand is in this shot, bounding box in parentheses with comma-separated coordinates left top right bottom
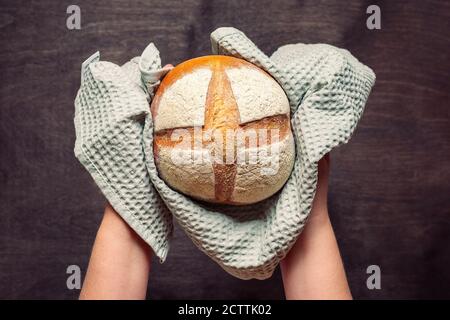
(280, 153, 352, 300)
(75, 45, 174, 299)
(80, 204, 152, 300)
(307, 153, 330, 226)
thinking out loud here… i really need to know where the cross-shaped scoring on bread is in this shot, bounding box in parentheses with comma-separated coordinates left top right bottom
(151, 56, 295, 205)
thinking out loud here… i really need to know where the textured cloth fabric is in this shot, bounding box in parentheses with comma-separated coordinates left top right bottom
(74, 47, 173, 261)
(74, 28, 375, 279)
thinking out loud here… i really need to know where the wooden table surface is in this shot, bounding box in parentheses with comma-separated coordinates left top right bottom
(0, 0, 449, 299)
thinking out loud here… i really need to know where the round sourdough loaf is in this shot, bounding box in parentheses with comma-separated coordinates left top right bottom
(151, 55, 295, 205)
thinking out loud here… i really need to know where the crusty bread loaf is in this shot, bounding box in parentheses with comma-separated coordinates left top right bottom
(151, 55, 295, 205)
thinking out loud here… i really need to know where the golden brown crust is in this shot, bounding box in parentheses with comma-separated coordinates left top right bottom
(151, 55, 292, 204)
(151, 55, 271, 119)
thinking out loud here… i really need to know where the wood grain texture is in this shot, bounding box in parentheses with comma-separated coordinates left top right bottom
(0, 0, 449, 299)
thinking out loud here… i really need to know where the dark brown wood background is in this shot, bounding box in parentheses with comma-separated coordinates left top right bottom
(0, 0, 449, 299)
